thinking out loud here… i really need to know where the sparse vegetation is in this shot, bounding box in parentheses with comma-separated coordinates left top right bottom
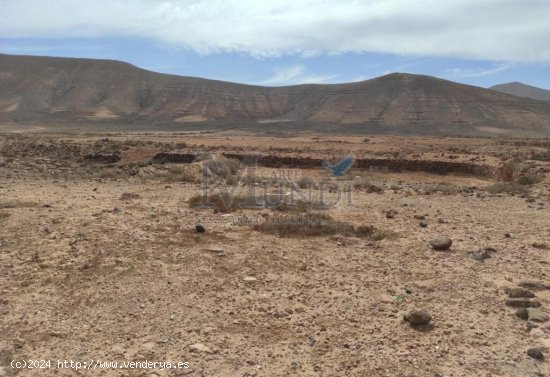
(514, 174, 540, 186)
(352, 177, 384, 193)
(0, 200, 36, 209)
(498, 159, 522, 182)
(253, 212, 396, 239)
(188, 192, 252, 212)
(487, 182, 530, 195)
(165, 165, 196, 183)
(120, 192, 141, 200)
(296, 176, 315, 189)
(203, 158, 240, 184)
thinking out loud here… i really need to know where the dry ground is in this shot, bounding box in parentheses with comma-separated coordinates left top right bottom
(0, 132, 549, 377)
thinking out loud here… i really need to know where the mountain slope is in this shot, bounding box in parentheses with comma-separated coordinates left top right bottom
(490, 82, 550, 102)
(1, 53, 550, 136)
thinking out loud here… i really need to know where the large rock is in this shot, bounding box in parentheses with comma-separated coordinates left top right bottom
(527, 348, 544, 361)
(506, 288, 535, 298)
(517, 279, 550, 291)
(516, 308, 549, 322)
(430, 237, 452, 251)
(404, 309, 432, 326)
(505, 298, 541, 308)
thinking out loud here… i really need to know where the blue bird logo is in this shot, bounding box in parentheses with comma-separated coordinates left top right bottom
(323, 154, 355, 177)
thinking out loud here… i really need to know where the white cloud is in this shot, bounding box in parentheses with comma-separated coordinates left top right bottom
(445, 63, 512, 78)
(2, 0, 550, 62)
(258, 65, 337, 85)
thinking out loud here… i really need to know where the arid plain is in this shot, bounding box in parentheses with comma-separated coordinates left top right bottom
(0, 132, 549, 377)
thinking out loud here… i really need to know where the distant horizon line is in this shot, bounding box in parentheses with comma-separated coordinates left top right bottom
(1, 51, 549, 92)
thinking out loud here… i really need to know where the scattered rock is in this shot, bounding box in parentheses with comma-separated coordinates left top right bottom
(243, 276, 257, 283)
(205, 246, 224, 253)
(195, 223, 206, 233)
(532, 242, 549, 249)
(121, 192, 141, 200)
(505, 233, 511, 238)
(470, 250, 491, 261)
(386, 209, 397, 219)
(404, 309, 432, 326)
(527, 348, 544, 361)
(419, 220, 428, 228)
(516, 308, 549, 323)
(430, 237, 452, 251)
(518, 279, 550, 291)
(437, 218, 446, 224)
(506, 288, 535, 298)
(505, 298, 541, 308)
(189, 343, 211, 354)
(414, 214, 426, 220)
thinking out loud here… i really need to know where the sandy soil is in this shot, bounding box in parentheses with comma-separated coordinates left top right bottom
(0, 133, 549, 377)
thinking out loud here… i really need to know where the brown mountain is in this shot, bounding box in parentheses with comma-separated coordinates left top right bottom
(2, 53, 550, 136)
(490, 82, 550, 102)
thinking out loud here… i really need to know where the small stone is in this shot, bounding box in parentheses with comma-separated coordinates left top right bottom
(430, 237, 452, 251)
(404, 309, 432, 326)
(437, 218, 446, 224)
(419, 220, 428, 228)
(243, 276, 257, 282)
(205, 246, 224, 253)
(505, 233, 511, 238)
(470, 250, 490, 261)
(505, 298, 541, 308)
(189, 343, 211, 354)
(121, 192, 140, 200)
(195, 223, 206, 233)
(386, 209, 397, 219)
(414, 214, 426, 220)
(527, 348, 544, 361)
(506, 288, 535, 298)
(532, 243, 549, 249)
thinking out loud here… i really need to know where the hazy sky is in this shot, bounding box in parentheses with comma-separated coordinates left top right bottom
(1, 0, 550, 88)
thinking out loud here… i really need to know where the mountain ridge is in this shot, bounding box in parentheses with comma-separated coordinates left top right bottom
(1, 53, 550, 136)
(490, 82, 550, 102)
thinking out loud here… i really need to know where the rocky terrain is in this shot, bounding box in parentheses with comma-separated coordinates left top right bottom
(2, 54, 550, 136)
(0, 132, 549, 377)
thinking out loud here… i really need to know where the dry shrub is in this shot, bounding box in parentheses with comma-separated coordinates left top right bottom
(188, 192, 250, 212)
(515, 175, 540, 186)
(352, 177, 383, 193)
(272, 199, 326, 212)
(499, 159, 521, 182)
(253, 213, 396, 239)
(165, 166, 196, 183)
(529, 150, 550, 162)
(433, 183, 460, 195)
(487, 182, 529, 196)
(120, 192, 141, 200)
(203, 158, 240, 183)
(296, 176, 315, 189)
(0, 200, 36, 209)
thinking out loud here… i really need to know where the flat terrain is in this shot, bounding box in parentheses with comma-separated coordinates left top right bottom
(0, 133, 549, 376)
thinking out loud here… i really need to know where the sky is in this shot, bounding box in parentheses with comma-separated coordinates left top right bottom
(1, 0, 550, 89)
